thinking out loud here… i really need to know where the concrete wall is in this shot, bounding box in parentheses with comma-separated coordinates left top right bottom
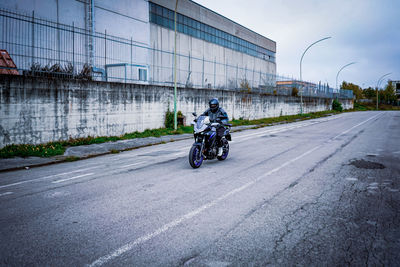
(0, 75, 353, 148)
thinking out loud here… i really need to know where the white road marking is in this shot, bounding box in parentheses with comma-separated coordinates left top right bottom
(120, 162, 146, 168)
(0, 167, 98, 189)
(0, 191, 13, 197)
(52, 173, 95, 184)
(88, 114, 378, 266)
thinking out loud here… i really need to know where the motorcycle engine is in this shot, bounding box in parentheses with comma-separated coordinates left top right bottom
(206, 147, 217, 159)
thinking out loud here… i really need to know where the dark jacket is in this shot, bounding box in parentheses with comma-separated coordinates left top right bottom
(201, 108, 229, 124)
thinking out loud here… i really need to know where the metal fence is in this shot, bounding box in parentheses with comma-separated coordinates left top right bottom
(0, 9, 353, 99)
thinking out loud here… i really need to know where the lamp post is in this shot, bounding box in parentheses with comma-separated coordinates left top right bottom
(336, 62, 356, 92)
(173, 0, 179, 130)
(376, 72, 391, 110)
(299, 37, 331, 114)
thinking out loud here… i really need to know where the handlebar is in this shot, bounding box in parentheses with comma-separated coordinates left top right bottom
(210, 122, 232, 127)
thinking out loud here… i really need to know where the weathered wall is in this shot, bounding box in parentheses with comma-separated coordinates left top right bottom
(0, 75, 353, 148)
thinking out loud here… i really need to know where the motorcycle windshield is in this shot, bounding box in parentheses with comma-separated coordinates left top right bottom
(194, 116, 209, 133)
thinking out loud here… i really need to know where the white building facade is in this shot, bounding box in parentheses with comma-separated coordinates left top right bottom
(148, 0, 276, 89)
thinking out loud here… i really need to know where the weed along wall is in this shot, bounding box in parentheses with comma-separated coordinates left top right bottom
(0, 75, 353, 148)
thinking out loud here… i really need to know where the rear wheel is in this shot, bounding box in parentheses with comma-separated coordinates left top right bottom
(189, 145, 204, 168)
(217, 139, 229, 161)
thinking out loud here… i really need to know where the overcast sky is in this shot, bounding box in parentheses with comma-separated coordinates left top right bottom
(194, 0, 400, 89)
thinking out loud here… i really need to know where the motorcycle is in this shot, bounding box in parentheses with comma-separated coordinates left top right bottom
(189, 113, 232, 168)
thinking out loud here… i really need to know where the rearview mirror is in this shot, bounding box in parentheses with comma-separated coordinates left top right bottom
(192, 112, 197, 117)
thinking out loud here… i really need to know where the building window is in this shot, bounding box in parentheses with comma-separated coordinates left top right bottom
(139, 68, 147, 81)
(149, 2, 275, 63)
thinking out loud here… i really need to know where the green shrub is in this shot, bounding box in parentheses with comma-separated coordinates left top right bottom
(332, 99, 343, 112)
(165, 109, 184, 128)
(165, 108, 174, 129)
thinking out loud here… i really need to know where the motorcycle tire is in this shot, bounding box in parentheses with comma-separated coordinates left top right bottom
(189, 145, 204, 168)
(217, 138, 229, 161)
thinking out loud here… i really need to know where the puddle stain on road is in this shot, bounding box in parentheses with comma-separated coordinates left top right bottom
(349, 159, 385, 169)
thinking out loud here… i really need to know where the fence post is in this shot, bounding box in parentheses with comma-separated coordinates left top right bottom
(202, 56, 204, 88)
(236, 64, 238, 90)
(72, 22, 75, 75)
(31, 11, 35, 66)
(130, 37, 133, 81)
(213, 57, 216, 89)
(104, 29, 107, 81)
(252, 66, 255, 89)
(124, 64, 127, 83)
(187, 51, 191, 87)
(225, 61, 227, 90)
(56, 2, 60, 64)
(245, 66, 247, 85)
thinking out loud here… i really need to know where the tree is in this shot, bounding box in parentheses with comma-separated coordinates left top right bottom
(341, 81, 363, 101)
(363, 87, 375, 99)
(383, 81, 396, 104)
(332, 99, 343, 112)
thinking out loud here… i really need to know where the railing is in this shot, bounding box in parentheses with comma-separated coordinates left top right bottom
(0, 8, 353, 99)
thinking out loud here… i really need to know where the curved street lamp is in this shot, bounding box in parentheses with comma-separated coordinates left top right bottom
(299, 36, 331, 114)
(376, 72, 391, 110)
(336, 62, 356, 92)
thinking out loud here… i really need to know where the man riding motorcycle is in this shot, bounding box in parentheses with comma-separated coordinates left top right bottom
(201, 98, 229, 156)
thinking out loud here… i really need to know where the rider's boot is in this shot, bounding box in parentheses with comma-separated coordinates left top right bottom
(218, 147, 223, 156)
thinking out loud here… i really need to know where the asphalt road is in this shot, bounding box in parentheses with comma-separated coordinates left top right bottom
(1, 111, 399, 266)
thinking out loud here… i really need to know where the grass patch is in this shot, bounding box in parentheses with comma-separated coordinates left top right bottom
(0, 143, 65, 158)
(348, 102, 400, 112)
(230, 110, 338, 127)
(65, 156, 80, 162)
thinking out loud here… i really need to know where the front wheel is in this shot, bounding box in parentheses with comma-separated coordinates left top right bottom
(217, 139, 229, 161)
(189, 145, 204, 168)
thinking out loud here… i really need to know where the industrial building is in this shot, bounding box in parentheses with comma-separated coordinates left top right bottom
(392, 80, 400, 96)
(0, 0, 276, 90)
(148, 0, 276, 89)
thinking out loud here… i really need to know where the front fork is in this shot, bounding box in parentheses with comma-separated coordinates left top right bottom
(195, 138, 205, 161)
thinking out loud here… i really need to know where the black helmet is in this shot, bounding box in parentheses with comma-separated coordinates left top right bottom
(209, 98, 219, 112)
